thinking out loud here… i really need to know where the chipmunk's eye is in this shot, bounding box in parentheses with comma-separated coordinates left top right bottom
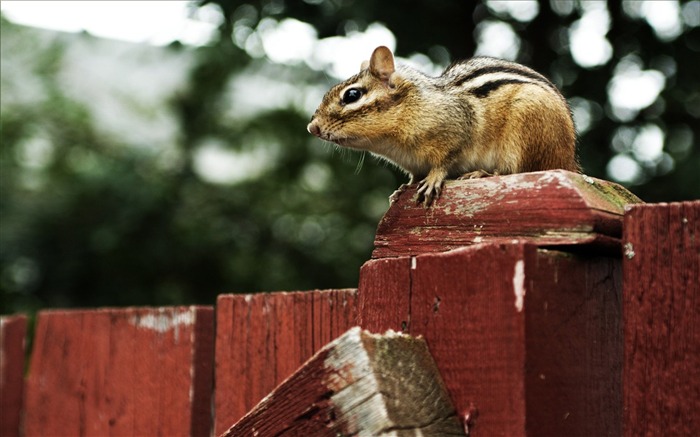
(342, 88, 363, 105)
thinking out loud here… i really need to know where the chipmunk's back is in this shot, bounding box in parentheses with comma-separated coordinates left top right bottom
(438, 56, 578, 174)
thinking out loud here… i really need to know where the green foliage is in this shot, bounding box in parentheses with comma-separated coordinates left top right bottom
(1, 1, 698, 314)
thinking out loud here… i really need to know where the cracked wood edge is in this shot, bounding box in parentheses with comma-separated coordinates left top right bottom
(221, 327, 465, 437)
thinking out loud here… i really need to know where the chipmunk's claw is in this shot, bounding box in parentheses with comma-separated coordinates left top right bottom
(415, 177, 443, 207)
(389, 184, 409, 205)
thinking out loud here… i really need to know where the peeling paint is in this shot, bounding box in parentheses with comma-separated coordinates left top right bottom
(383, 329, 401, 337)
(323, 327, 367, 392)
(537, 170, 576, 189)
(513, 260, 526, 312)
(543, 225, 594, 235)
(411, 257, 417, 270)
(624, 242, 636, 259)
(323, 328, 428, 435)
(129, 309, 194, 341)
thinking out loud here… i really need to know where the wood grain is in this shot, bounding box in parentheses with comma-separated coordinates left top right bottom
(623, 201, 700, 436)
(23, 307, 214, 437)
(374, 170, 641, 258)
(523, 246, 622, 436)
(214, 289, 358, 435)
(1, 315, 27, 437)
(221, 327, 465, 437)
(358, 257, 412, 332)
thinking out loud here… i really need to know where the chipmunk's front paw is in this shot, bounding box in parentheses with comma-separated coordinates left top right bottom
(415, 170, 446, 207)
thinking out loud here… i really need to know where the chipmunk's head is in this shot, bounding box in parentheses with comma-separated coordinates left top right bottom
(307, 46, 411, 151)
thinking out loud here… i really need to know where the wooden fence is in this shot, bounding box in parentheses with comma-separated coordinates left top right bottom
(1, 170, 698, 436)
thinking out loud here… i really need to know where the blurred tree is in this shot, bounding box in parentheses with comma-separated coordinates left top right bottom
(0, 11, 397, 313)
(1, 0, 698, 314)
(224, 0, 698, 199)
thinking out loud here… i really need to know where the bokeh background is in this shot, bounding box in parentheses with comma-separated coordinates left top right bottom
(2, 0, 699, 315)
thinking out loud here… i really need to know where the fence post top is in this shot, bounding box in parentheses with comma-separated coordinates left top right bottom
(373, 170, 642, 258)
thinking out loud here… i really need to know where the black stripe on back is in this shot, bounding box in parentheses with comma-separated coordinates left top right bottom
(469, 78, 528, 98)
(452, 65, 558, 93)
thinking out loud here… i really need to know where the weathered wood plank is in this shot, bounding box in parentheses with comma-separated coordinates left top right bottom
(374, 170, 642, 258)
(221, 327, 465, 437)
(23, 306, 214, 437)
(623, 201, 700, 436)
(1, 315, 28, 437)
(360, 242, 622, 436)
(214, 289, 358, 435)
(358, 257, 412, 331)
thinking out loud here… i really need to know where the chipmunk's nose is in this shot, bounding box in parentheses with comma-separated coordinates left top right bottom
(307, 121, 321, 137)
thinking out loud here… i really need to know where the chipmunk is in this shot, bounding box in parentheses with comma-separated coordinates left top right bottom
(307, 46, 579, 206)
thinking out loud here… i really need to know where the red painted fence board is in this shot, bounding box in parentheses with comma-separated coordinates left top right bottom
(359, 242, 622, 437)
(214, 289, 358, 435)
(23, 306, 214, 437)
(1, 315, 27, 437)
(623, 201, 700, 436)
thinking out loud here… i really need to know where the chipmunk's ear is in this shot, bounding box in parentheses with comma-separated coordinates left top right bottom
(369, 46, 395, 84)
(360, 59, 369, 71)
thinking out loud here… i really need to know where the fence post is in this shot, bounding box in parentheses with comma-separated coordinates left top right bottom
(373, 170, 639, 258)
(359, 170, 638, 436)
(623, 201, 700, 436)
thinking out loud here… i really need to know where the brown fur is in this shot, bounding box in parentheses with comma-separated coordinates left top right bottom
(307, 46, 578, 206)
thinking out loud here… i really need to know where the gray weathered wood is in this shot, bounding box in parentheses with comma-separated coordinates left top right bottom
(221, 327, 465, 437)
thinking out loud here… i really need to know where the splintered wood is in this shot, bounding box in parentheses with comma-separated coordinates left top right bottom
(221, 327, 465, 437)
(374, 170, 642, 258)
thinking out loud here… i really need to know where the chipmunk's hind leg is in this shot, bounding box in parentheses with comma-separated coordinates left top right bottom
(458, 169, 500, 179)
